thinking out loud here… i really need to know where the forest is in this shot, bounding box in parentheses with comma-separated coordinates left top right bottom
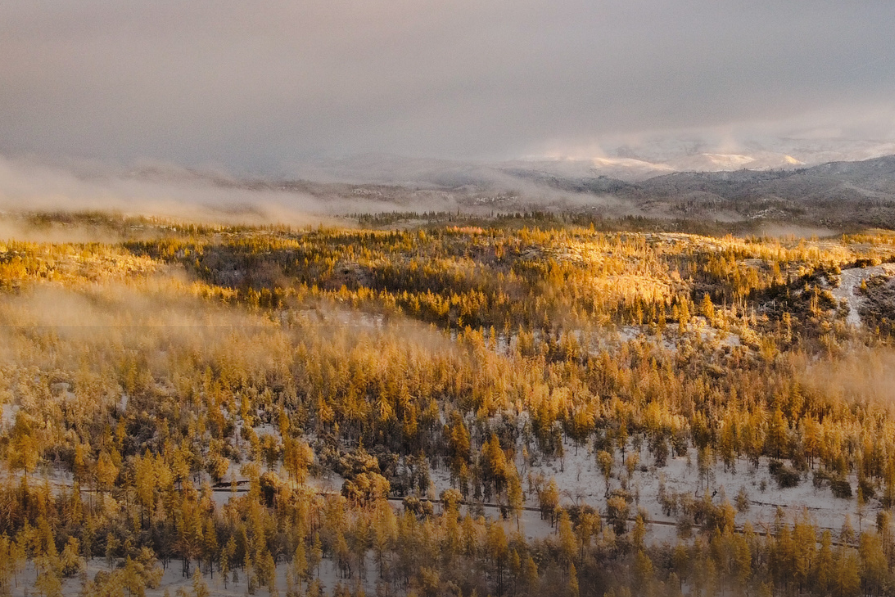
(0, 211, 894, 596)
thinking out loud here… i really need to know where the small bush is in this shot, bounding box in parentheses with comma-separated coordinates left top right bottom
(735, 486, 750, 513)
(813, 469, 831, 488)
(859, 478, 876, 500)
(830, 479, 853, 499)
(769, 460, 800, 488)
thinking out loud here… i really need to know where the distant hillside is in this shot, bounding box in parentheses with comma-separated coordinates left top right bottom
(496, 155, 895, 228)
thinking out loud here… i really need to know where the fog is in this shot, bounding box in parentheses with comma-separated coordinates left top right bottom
(0, 155, 336, 225)
(0, 154, 643, 230)
(0, 155, 422, 228)
(795, 347, 895, 412)
(2, 2, 894, 172)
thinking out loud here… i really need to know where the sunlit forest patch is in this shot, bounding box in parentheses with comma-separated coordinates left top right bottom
(0, 212, 893, 595)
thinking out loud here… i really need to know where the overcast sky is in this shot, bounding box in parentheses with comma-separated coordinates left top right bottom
(2, 1, 895, 173)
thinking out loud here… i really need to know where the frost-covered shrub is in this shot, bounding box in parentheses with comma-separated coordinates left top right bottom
(769, 460, 800, 488)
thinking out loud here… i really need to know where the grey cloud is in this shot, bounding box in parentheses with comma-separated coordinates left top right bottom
(1, 1, 894, 171)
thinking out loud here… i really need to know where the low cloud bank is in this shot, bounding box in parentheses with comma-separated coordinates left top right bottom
(0, 154, 640, 235)
(0, 155, 343, 227)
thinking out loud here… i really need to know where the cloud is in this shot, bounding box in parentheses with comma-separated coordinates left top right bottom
(0, 154, 468, 228)
(0, 155, 333, 226)
(1, 1, 894, 171)
(0, 153, 641, 230)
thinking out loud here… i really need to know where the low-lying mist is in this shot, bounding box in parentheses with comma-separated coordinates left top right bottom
(0, 154, 639, 238)
(0, 155, 340, 229)
(795, 346, 895, 411)
(0, 270, 460, 407)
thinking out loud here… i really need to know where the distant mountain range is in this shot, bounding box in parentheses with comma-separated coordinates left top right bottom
(510, 153, 895, 201)
(288, 135, 895, 185)
(273, 153, 895, 228)
(8, 150, 894, 230)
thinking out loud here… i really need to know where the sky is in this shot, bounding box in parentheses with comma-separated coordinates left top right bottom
(2, 1, 895, 174)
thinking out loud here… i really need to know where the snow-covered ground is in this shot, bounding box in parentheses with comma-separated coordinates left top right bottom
(10, 556, 372, 597)
(618, 320, 741, 351)
(430, 439, 870, 544)
(832, 264, 895, 327)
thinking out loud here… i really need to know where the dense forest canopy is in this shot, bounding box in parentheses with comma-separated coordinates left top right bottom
(0, 211, 894, 596)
